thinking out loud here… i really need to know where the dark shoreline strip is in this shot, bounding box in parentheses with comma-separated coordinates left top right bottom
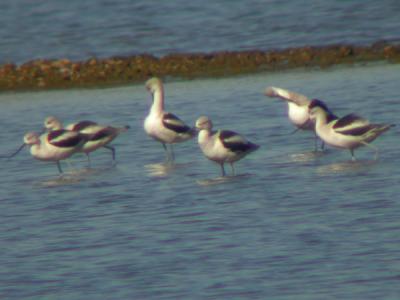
(1, 42, 399, 91)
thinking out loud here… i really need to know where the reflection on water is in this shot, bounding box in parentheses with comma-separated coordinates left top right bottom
(35, 165, 116, 187)
(37, 175, 84, 188)
(196, 173, 252, 186)
(144, 162, 193, 177)
(316, 159, 378, 175)
(290, 150, 326, 162)
(145, 163, 175, 177)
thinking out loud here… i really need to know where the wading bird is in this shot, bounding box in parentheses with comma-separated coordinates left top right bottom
(195, 116, 259, 176)
(309, 101, 394, 160)
(44, 116, 129, 166)
(6, 130, 89, 173)
(265, 86, 338, 150)
(144, 77, 194, 162)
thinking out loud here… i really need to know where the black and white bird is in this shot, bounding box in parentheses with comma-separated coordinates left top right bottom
(44, 116, 129, 165)
(144, 77, 195, 162)
(6, 130, 88, 173)
(265, 86, 338, 150)
(309, 100, 394, 160)
(195, 116, 259, 176)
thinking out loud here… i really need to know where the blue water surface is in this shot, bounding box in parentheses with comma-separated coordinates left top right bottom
(0, 64, 399, 299)
(1, 0, 400, 64)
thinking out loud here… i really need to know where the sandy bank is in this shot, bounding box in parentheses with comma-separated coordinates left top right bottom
(1, 42, 399, 91)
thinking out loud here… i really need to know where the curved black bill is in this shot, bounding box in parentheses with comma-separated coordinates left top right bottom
(2, 143, 26, 159)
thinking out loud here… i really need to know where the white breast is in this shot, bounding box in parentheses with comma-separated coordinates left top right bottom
(287, 103, 311, 129)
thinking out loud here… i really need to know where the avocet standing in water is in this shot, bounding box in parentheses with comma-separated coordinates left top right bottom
(44, 116, 129, 165)
(309, 100, 394, 160)
(195, 116, 259, 176)
(265, 86, 338, 150)
(144, 77, 195, 162)
(6, 130, 88, 173)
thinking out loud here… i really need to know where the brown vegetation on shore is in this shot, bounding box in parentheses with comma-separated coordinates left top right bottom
(1, 43, 399, 91)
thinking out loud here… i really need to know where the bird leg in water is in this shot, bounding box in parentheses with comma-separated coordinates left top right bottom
(350, 149, 356, 161)
(220, 163, 226, 177)
(162, 143, 169, 162)
(230, 163, 235, 176)
(104, 145, 116, 161)
(56, 161, 63, 174)
(361, 141, 379, 160)
(169, 144, 175, 162)
(85, 153, 92, 167)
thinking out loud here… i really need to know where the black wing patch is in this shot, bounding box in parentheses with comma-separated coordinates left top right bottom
(220, 130, 256, 152)
(72, 120, 98, 131)
(337, 124, 375, 136)
(333, 114, 365, 129)
(48, 130, 84, 148)
(89, 127, 113, 141)
(163, 113, 191, 133)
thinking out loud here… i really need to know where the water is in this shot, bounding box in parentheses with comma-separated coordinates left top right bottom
(0, 63, 399, 299)
(1, 0, 400, 64)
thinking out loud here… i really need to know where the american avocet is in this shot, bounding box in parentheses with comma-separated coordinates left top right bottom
(144, 77, 195, 162)
(7, 130, 88, 173)
(44, 116, 129, 165)
(309, 101, 395, 160)
(195, 116, 259, 176)
(265, 86, 338, 150)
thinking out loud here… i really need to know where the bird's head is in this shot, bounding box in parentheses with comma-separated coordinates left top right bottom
(24, 132, 41, 145)
(44, 116, 63, 131)
(195, 116, 213, 131)
(308, 99, 338, 122)
(145, 77, 163, 94)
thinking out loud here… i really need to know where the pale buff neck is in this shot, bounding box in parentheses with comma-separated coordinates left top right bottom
(150, 85, 165, 115)
(198, 129, 211, 145)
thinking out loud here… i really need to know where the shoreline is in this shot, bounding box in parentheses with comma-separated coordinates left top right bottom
(1, 42, 399, 92)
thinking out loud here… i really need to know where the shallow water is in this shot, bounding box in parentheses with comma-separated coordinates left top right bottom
(1, 0, 400, 64)
(0, 64, 400, 299)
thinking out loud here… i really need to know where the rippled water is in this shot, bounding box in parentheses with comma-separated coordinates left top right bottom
(1, 0, 400, 64)
(0, 64, 399, 299)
